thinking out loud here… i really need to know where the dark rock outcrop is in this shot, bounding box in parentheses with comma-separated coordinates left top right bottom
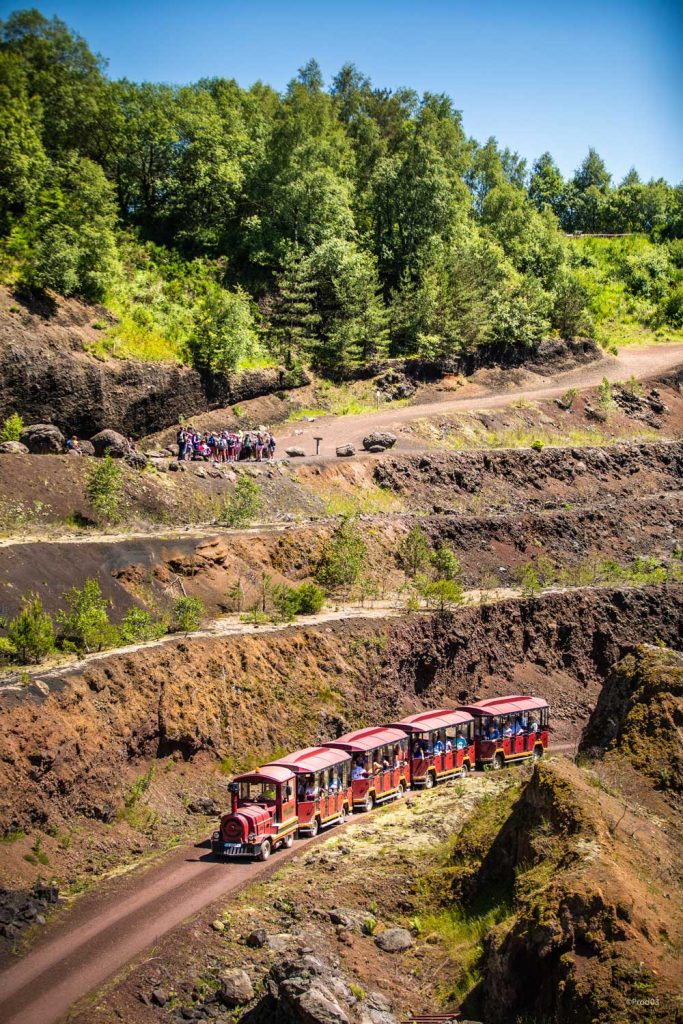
(0, 440, 29, 454)
(362, 432, 397, 452)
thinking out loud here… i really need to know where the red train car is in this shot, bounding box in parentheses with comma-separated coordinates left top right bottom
(392, 709, 475, 786)
(266, 746, 352, 836)
(459, 695, 549, 769)
(211, 765, 298, 861)
(324, 726, 410, 811)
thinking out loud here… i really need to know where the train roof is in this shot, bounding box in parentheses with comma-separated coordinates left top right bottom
(232, 765, 296, 786)
(460, 694, 548, 716)
(266, 746, 351, 774)
(324, 726, 407, 753)
(391, 708, 473, 733)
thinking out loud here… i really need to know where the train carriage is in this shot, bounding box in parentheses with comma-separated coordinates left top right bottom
(392, 709, 475, 787)
(266, 746, 352, 836)
(323, 726, 410, 811)
(459, 695, 549, 769)
(211, 765, 298, 861)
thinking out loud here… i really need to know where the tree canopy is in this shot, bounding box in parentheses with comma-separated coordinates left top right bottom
(1, 10, 681, 376)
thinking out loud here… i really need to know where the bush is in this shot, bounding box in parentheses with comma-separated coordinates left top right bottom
(660, 284, 683, 329)
(270, 584, 301, 622)
(418, 578, 464, 614)
(530, 438, 544, 451)
(171, 596, 205, 633)
(5, 594, 55, 664)
(0, 412, 23, 442)
(315, 516, 368, 596)
(295, 581, 325, 614)
(219, 475, 263, 528)
(86, 453, 124, 523)
(598, 376, 615, 411)
(396, 524, 431, 578)
(431, 544, 463, 582)
(118, 607, 167, 644)
(57, 578, 116, 653)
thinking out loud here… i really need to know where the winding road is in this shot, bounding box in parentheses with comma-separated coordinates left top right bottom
(0, 341, 682, 1024)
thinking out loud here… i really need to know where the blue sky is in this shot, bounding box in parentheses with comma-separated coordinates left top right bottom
(2, 0, 681, 184)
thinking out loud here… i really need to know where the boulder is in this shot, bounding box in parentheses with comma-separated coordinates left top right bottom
(245, 928, 267, 948)
(368, 445, 387, 453)
(336, 444, 355, 457)
(374, 927, 413, 952)
(285, 446, 306, 457)
(362, 431, 396, 452)
(219, 969, 254, 1007)
(90, 429, 130, 458)
(19, 423, 64, 454)
(0, 441, 29, 454)
(125, 450, 148, 470)
(78, 439, 95, 457)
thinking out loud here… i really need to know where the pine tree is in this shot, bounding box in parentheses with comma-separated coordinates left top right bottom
(269, 247, 320, 366)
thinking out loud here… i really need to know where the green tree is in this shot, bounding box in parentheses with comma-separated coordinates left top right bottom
(6, 593, 55, 663)
(268, 245, 320, 366)
(219, 474, 263, 527)
(551, 271, 591, 338)
(528, 152, 565, 218)
(431, 543, 462, 581)
(0, 51, 48, 231)
(21, 154, 119, 299)
(418, 578, 464, 614)
(86, 452, 124, 523)
(315, 516, 367, 596)
(171, 595, 205, 633)
(118, 606, 166, 644)
(270, 583, 301, 622)
(186, 283, 258, 374)
(397, 524, 431, 578)
(57, 578, 116, 653)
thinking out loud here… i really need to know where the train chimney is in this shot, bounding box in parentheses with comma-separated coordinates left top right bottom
(228, 781, 239, 814)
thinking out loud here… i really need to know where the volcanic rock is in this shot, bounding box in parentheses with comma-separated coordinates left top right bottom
(374, 927, 413, 952)
(362, 431, 397, 452)
(90, 429, 130, 458)
(0, 441, 29, 454)
(19, 423, 64, 454)
(219, 969, 254, 1006)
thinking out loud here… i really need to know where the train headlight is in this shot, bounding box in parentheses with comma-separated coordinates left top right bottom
(212, 831, 220, 841)
(248, 833, 256, 843)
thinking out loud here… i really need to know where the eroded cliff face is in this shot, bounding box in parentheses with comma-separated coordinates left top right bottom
(1, 585, 681, 834)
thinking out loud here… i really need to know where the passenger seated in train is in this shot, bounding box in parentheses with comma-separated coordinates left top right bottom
(328, 769, 340, 792)
(445, 737, 453, 752)
(513, 716, 524, 735)
(433, 735, 445, 754)
(456, 730, 468, 749)
(372, 756, 383, 775)
(528, 716, 539, 733)
(304, 775, 318, 800)
(393, 744, 402, 765)
(486, 721, 500, 740)
(502, 718, 513, 738)
(352, 758, 367, 780)
(382, 753, 392, 771)
(412, 741, 424, 759)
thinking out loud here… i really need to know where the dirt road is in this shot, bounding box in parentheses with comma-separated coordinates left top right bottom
(276, 342, 683, 456)
(0, 835, 322, 1024)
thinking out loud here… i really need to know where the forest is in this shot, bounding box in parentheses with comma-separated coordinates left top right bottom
(1, 8, 682, 376)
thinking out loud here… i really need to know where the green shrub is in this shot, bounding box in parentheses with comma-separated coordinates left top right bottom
(418, 578, 464, 613)
(0, 412, 23, 442)
(660, 284, 683, 329)
(315, 516, 368, 597)
(57, 578, 116, 653)
(597, 376, 615, 411)
(396, 524, 431, 578)
(86, 453, 124, 523)
(5, 594, 55, 664)
(530, 438, 544, 451)
(219, 475, 263, 528)
(295, 582, 325, 614)
(515, 562, 543, 597)
(560, 387, 578, 409)
(118, 607, 167, 644)
(271, 584, 301, 622)
(171, 596, 205, 633)
(431, 544, 463, 582)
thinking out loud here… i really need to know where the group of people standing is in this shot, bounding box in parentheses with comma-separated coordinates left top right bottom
(176, 426, 276, 463)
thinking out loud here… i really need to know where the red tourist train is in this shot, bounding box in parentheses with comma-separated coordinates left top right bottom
(211, 693, 549, 860)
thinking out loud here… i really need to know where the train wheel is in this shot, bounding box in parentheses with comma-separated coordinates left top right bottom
(282, 832, 294, 849)
(258, 839, 272, 861)
(396, 781, 406, 798)
(424, 771, 435, 789)
(339, 805, 347, 823)
(309, 817, 320, 837)
(532, 746, 543, 762)
(364, 793, 375, 812)
(492, 753, 504, 771)
(459, 762, 470, 778)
